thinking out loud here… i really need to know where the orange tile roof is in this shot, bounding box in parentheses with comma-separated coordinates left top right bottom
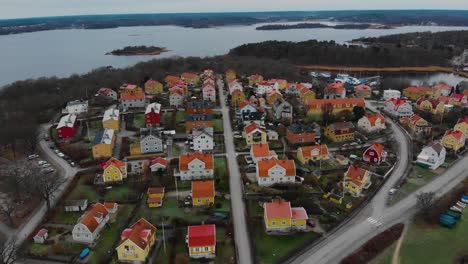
(345, 166, 368, 183)
(102, 158, 126, 169)
(363, 113, 385, 127)
(257, 158, 295, 177)
(147, 187, 165, 195)
(120, 91, 145, 100)
(80, 203, 109, 232)
(170, 88, 184, 96)
(145, 79, 161, 86)
(238, 100, 250, 109)
(434, 83, 451, 91)
(251, 144, 271, 158)
(244, 122, 265, 134)
(181, 72, 198, 79)
(147, 157, 168, 167)
(298, 145, 329, 158)
(179, 152, 214, 171)
(248, 74, 263, 80)
(356, 84, 371, 91)
(119, 218, 156, 250)
(191, 180, 215, 198)
(307, 98, 365, 109)
(165, 75, 180, 83)
(444, 130, 465, 141)
(368, 142, 385, 157)
(404, 86, 431, 93)
(264, 200, 292, 219)
(325, 82, 345, 93)
(400, 114, 426, 125)
(386, 98, 410, 109)
(104, 202, 118, 210)
(436, 96, 450, 104)
(457, 117, 468, 125)
(291, 207, 308, 220)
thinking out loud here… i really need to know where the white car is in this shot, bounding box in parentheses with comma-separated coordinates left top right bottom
(389, 188, 397, 195)
(41, 163, 51, 168)
(28, 154, 39, 160)
(38, 160, 47, 165)
(57, 152, 65, 158)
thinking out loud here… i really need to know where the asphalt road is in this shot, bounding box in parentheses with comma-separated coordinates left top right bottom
(289, 102, 467, 264)
(217, 77, 253, 264)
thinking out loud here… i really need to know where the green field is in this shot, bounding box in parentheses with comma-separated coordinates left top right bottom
(213, 119, 224, 133)
(176, 111, 186, 123)
(67, 176, 135, 203)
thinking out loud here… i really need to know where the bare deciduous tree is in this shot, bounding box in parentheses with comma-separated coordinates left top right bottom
(0, 198, 16, 227)
(34, 172, 66, 211)
(416, 191, 435, 218)
(0, 160, 36, 201)
(0, 238, 18, 264)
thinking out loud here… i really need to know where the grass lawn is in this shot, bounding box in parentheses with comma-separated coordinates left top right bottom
(133, 113, 146, 128)
(87, 204, 136, 264)
(214, 157, 227, 176)
(172, 144, 182, 156)
(391, 166, 438, 204)
(176, 111, 186, 123)
(253, 222, 320, 264)
(67, 176, 136, 203)
(29, 244, 50, 256)
(213, 119, 223, 133)
(28, 241, 85, 257)
(400, 211, 468, 264)
(103, 185, 133, 201)
(87, 120, 104, 141)
(369, 241, 396, 264)
(49, 211, 82, 225)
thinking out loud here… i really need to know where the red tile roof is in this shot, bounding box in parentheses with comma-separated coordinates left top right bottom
(119, 218, 156, 250)
(291, 207, 308, 220)
(363, 113, 385, 127)
(191, 180, 215, 198)
(264, 200, 292, 219)
(179, 152, 214, 171)
(244, 122, 265, 134)
(165, 75, 180, 83)
(307, 98, 365, 110)
(187, 224, 216, 247)
(251, 144, 271, 158)
(147, 187, 165, 195)
(257, 158, 295, 178)
(325, 82, 345, 93)
(80, 203, 109, 232)
(102, 157, 126, 170)
(457, 117, 468, 125)
(444, 130, 465, 141)
(345, 166, 368, 183)
(120, 91, 145, 100)
(368, 142, 385, 157)
(181, 72, 198, 79)
(35, 228, 48, 238)
(298, 145, 329, 158)
(356, 84, 371, 91)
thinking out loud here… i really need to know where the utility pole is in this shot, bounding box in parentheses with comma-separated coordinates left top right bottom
(162, 220, 166, 253)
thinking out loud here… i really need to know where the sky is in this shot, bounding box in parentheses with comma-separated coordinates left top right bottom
(2, 0, 468, 19)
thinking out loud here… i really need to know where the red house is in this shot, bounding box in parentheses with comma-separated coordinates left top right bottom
(145, 103, 162, 127)
(56, 114, 77, 139)
(363, 142, 387, 164)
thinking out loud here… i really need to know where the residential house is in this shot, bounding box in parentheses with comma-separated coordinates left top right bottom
(383, 90, 401, 101)
(256, 158, 296, 187)
(181, 72, 200, 86)
(266, 90, 283, 105)
(403, 86, 440, 100)
(416, 142, 446, 170)
(102, 157, 128, 183)
(203, 69, 214, 79)
(191, 180, 215, 206)
(306, 98, 365, 116)
(263, 200, 308, 232)
(140, 128, 164, 154)
(248, 74, 263, 86)
(267, 130, 279, 141)
(96, 87, 118, 100)
(186, 224, 216, 259)
(146, 157, 168, 172)
(355, 84, 372, 98)
(324, 82, 346, 99)
(64, 199, 88, 212)
(116, 218, 156, 263)
(187, 100, 213, 115)
(299, 87, 316, 104)
(344, 166, 372, 197)
(225, 69, 236, 82)
(202, 83, 216, 102)
(185, 114, 213, 133)
(250, 144, 277, 163)
(104, 202, 119, 215)
(363, 142, 387, 164)
(144, 79, 163, 94)
(178, 152, 214, 181)
(147, 187, 165, 207)
(296, 145, 329, 164)
(256, 80, 277, 95)
(228, 80, 243, 95)
(33, 229, 48, 244)
(358, 113, 386, 133)
(416, 98, 445, 114)
(102, 107, 120, 131)
(119, 84, 143, 94)
(230, 89, 246, 107)
(92, 129, 115, 159)
(272, 98, 293, 121)
(449, 93, 468, 106)
(285, 83, 301, 96)
(400, 115, 432, 135)
(169, 80, 188, 94)
(72, 203, 110, 244)
(192, 126, 214, 152)
(165, 75, 181, 86)
(65, 100, 88, 114)
(286, 123, 320, 145)
(384, 98, 414, 118)
(120, 91, 146, 109)
(242, 111, 266, 126)
(238, 101, 258, 115)
(324, 122, 355, 142)
(169, 89, 185, 107)
(57, 114, 77, 139)
(454, 117, 468, 135)
(441, 130, 466, 152)
(243, 122, 267, 145)
(434, 83, 452, 97)
(145, 103, 162, 128)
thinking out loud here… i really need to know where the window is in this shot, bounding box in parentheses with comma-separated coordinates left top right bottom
(195, 247, 200, 252)
(271, 221, 276, 226)
(204, 247, 209, 252)
(282, 221, 286, 225)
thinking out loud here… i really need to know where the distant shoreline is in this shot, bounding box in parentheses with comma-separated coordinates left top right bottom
(106, 46, 168, 56)
(256, 23, 393, 31)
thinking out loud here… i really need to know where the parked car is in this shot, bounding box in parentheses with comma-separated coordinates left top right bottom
(28, 154, 39, 160)
(38, 160, 47, 165)
(389, 188, 397, 195)
(244, 156, 253, 164)
(41, 164, 51, 168)
(57, 153, 65, 158)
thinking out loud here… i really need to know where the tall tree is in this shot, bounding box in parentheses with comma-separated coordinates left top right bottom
(416, 191, 435, 219)
(34, 172, 65, 211)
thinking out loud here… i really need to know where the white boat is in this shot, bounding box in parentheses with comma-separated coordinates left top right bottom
(450, 206, 463, 213)
(456, 201, 466, 209)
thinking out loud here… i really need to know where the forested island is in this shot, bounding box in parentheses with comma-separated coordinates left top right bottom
(256, 23, 391, 30)
(106, 46, 168, 56)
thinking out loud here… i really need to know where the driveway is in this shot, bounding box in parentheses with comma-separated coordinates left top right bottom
(217, 77, 253, 264)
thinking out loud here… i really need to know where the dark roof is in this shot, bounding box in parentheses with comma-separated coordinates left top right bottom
(93, 129, 106, 145)
(187, 100, 214, 109)
(428, 142, 444, 154)
(186, 114, 212, 122)
(242, 111, 265, 121)
(140, 128, 160, 139)
(273, 98, 291, 108)
(288, 123, 315, 134)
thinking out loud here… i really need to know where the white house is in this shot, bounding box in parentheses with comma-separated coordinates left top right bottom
(72, 203, 110, 244)
(384, 98, 413, 118)
(256, 158, 296, 187)
(416, 142, 446, 170)
(178, 152, 214, 181)
(65, 100, 88, 114)
(64, 199, 88, 212)
(120, 92, 146, 109)
(33, 228, 48, 244)
(256, 82, 277, 95)
(202, 83, 216, 102)
(192, 126, 214, 152)
(96, 88, 118, 100)
(228, 81, 243, 95)
(170, 89, 185, 107)
(140, 128, 164, 154)
(239, 102, 257, 115)
(357, 113, 386, 133)
(383, 90, 401, 101)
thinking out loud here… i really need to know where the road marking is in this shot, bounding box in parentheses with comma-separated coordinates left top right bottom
(367, 217, 382, 227)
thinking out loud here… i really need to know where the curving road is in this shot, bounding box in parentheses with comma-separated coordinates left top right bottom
(288, 102, 467, 264)
(217, 77, 253, 264)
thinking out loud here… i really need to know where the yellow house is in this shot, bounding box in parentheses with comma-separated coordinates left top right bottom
(403, 86, 441, 100)
(116, 218, 156, 263)
(297, 145, 329, 164)
(263, 200, 308, 232)
(248, 74, 263, 86)
(181, 72, 200, 86)
(324, 122, 355, 142)
(266, 90, 283, 105)
(441, 130, 466, 151)
(144, 79, 163, 94)
(416, 98, 445, 114)
(230, 89, 246, 107)
(92, 129, 115, 159)
(147, 187, 165, 207)
(225, 69, 236, 83)
(243, 122, 267, 145)
(102, 158, 127, 183)
(119, 84, 143, 94)
(102, 108, 120, 131)
(344, 166, 371, 197)
(400, 115, 432, 135)
(323, 192, 343, 204)
(306, 98, 365, 116)
(191, 180, 215, 206)
(454, 117, 468, 135)
(187, 224, 216, 259)
(299, 88, 316, 104)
